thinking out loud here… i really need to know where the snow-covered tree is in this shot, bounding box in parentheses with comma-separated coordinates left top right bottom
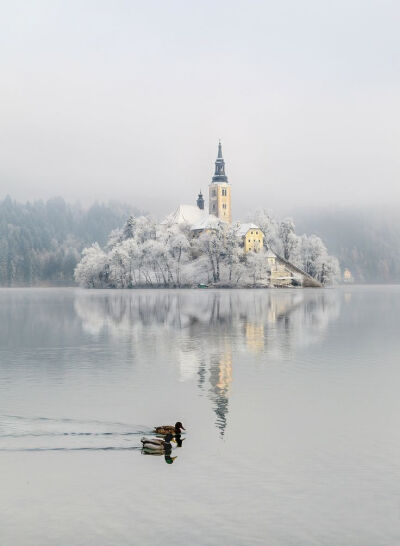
(252, 209, 282, 252)
(166, 230, 191, 286)
(246, 249, 269, 286)
(122, 215, 136, 240)
(298, 234, 340, 284)
(195, 222, 226, 283)
(279, 218, 298, 261)
(223, 224, 242, 283)
(74, 243, 109, 288)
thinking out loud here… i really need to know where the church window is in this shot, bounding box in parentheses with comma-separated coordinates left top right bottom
(212, 190, 216, 197)
(213, 204, 216, 210)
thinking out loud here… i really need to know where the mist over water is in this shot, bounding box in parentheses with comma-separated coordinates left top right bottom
(1, 287, 400, 545)
(2, 2, 400, 213)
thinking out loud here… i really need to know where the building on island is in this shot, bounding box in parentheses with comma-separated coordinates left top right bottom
(237, 223, 264, 253)
(267, 250, 298, 286)
(162, 141, 321, 287)
(164, 141, 248, 240)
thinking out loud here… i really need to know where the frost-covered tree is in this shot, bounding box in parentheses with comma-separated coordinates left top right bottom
(246, 250, 269, 286)
(299, 234, 340, 284)
(166, 229, 191, 286)
(122, 216, 136, 240)
(252, 209, 282, 252)
(320, 254, 341, 285)
(74, 243, 109, 288)
(223, 224, 243, 283)
(279, 218, 298, 261)
(195, 222, 226, 283)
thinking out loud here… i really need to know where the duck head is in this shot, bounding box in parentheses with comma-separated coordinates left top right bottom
(175, 421, 185, 433)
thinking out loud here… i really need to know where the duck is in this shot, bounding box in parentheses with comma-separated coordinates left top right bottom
(141, 433, 174, 453)
(154, 421, 185, 435)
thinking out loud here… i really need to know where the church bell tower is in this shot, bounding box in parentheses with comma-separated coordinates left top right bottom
(209, 141, 231, 223)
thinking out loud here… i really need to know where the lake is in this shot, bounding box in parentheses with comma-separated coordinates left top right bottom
(1, 286, 400, 545)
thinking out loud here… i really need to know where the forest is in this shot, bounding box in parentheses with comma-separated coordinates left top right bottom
(0, 196, 140, 285)
(294, 206, 400, 283)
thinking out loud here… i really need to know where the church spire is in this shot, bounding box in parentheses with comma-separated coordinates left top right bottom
(212, 140, 228, 183)
(217, 139, 223, 159)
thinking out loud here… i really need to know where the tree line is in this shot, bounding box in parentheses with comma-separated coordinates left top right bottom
(294, 206, 400, 283)
(74, 212, 340, 288)
(0, 196, 140, 285)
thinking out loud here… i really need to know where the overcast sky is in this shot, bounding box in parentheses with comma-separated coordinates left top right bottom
(1, 0, 399, 218)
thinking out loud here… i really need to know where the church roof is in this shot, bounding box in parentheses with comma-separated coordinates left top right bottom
(162, 204, 208, 225)
(191, 214, 224, 231)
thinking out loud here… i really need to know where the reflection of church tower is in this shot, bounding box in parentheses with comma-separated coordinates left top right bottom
(209, 347, 232, 437)
(209, 141, 232, 223)
(245, 323, 265, 353)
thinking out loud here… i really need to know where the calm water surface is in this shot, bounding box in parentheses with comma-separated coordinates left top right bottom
(1, 287, 400, 545)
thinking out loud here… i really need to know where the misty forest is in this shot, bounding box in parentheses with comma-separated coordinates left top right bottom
(0, 196, 140, 285)
(1, 195, 400, 287)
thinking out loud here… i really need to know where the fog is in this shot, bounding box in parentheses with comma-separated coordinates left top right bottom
(1, 0, 399, 218)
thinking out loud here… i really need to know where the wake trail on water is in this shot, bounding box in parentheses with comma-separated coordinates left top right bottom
(3, 414, 149, 430)
(0, 415, 154, 451)
(0, 431, 146, 438)
(0, 446, 142, 452)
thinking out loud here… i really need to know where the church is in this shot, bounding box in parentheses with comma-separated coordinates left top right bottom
(162, 141, 322, 287)
(163, 141, 264, 254)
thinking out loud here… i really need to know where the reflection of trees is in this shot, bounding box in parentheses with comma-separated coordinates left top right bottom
(75, 289, 340, 436)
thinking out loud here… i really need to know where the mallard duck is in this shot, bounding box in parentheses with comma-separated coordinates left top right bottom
(141, 433, 174, 452)
(154, 421, 185, 435)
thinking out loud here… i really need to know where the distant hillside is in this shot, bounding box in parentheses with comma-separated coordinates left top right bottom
(0, 197, 142, 286)
(293, 207, 400, 283)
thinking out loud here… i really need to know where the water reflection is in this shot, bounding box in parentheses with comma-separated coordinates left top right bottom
(141, 449, 178, 464)
(75, 290, 340, 437)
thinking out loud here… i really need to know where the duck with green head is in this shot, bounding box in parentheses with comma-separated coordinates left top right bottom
(141, 433, 174, 453)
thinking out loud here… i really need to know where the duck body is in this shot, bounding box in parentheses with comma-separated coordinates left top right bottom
(154, 421, 185, 435)
(141, 433, 173, 453)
